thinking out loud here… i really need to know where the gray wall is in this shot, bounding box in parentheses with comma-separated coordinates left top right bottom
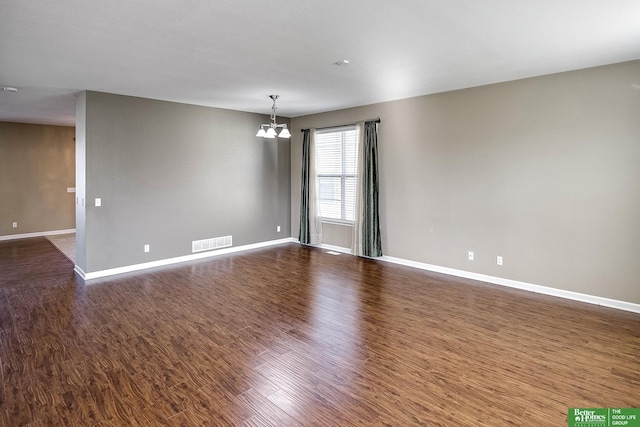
(291, 60, 640, 304)
(77, 91, 290, 273)
(0, 121, 75, 236)
(75, 92, 87, 270)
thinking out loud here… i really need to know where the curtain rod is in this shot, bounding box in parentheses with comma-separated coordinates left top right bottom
(300, 118, 381, 133)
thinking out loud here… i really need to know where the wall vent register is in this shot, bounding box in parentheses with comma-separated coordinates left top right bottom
(192, 235, 232, 253)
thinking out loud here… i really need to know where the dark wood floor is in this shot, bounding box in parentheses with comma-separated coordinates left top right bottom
(1, 238, 639, 426)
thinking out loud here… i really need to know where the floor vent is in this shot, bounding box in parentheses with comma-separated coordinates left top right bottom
(192, 235, 233, 253)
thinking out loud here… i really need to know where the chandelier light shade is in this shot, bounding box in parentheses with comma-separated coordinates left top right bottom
(278, 127, 291, 138)
(256, 95, 291, 139)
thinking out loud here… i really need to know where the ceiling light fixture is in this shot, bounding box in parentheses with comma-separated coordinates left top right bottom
(2, 86, 18, 92)
(256, 95, 290, 139)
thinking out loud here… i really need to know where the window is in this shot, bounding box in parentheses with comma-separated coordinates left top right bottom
(315, 126, 358, 222)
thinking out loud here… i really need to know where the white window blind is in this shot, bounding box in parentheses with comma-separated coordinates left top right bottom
(315, 126, 358, 222)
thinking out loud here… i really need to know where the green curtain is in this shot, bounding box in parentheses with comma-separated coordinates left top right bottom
(299, 129, 311, 244)
(361, 121, 382, 257)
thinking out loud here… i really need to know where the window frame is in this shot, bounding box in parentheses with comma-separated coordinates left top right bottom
(315, 125, 358, 224)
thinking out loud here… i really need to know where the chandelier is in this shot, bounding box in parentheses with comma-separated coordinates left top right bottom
(256, 95, 291, 139)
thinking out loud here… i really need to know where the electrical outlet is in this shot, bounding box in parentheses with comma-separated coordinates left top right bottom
(277, 225, 281, 232)
(144, 244, 150, 253)
(95, 198, 101, 207)
(497, 256, 503, 265)
(12, 221, 17, 228)
(468, 251, 474, 261)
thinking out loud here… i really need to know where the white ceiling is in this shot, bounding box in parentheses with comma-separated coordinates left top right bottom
(1, 0, 639, 126)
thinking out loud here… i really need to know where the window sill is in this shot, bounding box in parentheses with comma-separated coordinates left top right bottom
(319, 218, 354, 227)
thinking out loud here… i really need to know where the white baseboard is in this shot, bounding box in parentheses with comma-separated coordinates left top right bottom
(0, 228, 76, 242)
(316, 243, 352, 254)
(74, 265, 87, 279)
(65, 236, 640, 314)
(292, 240, 640, 314)
(81, 237, 296, 281)
(380, 255, 640, 314)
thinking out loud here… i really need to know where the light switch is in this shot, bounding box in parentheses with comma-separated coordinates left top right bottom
(95, 198, 101, 207)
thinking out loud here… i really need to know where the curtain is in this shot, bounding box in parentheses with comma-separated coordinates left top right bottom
(299, 129, 322, 245)
(352, 121, 382, 257)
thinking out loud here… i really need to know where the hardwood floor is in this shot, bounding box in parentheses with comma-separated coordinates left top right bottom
(1, 238, 638, 426)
